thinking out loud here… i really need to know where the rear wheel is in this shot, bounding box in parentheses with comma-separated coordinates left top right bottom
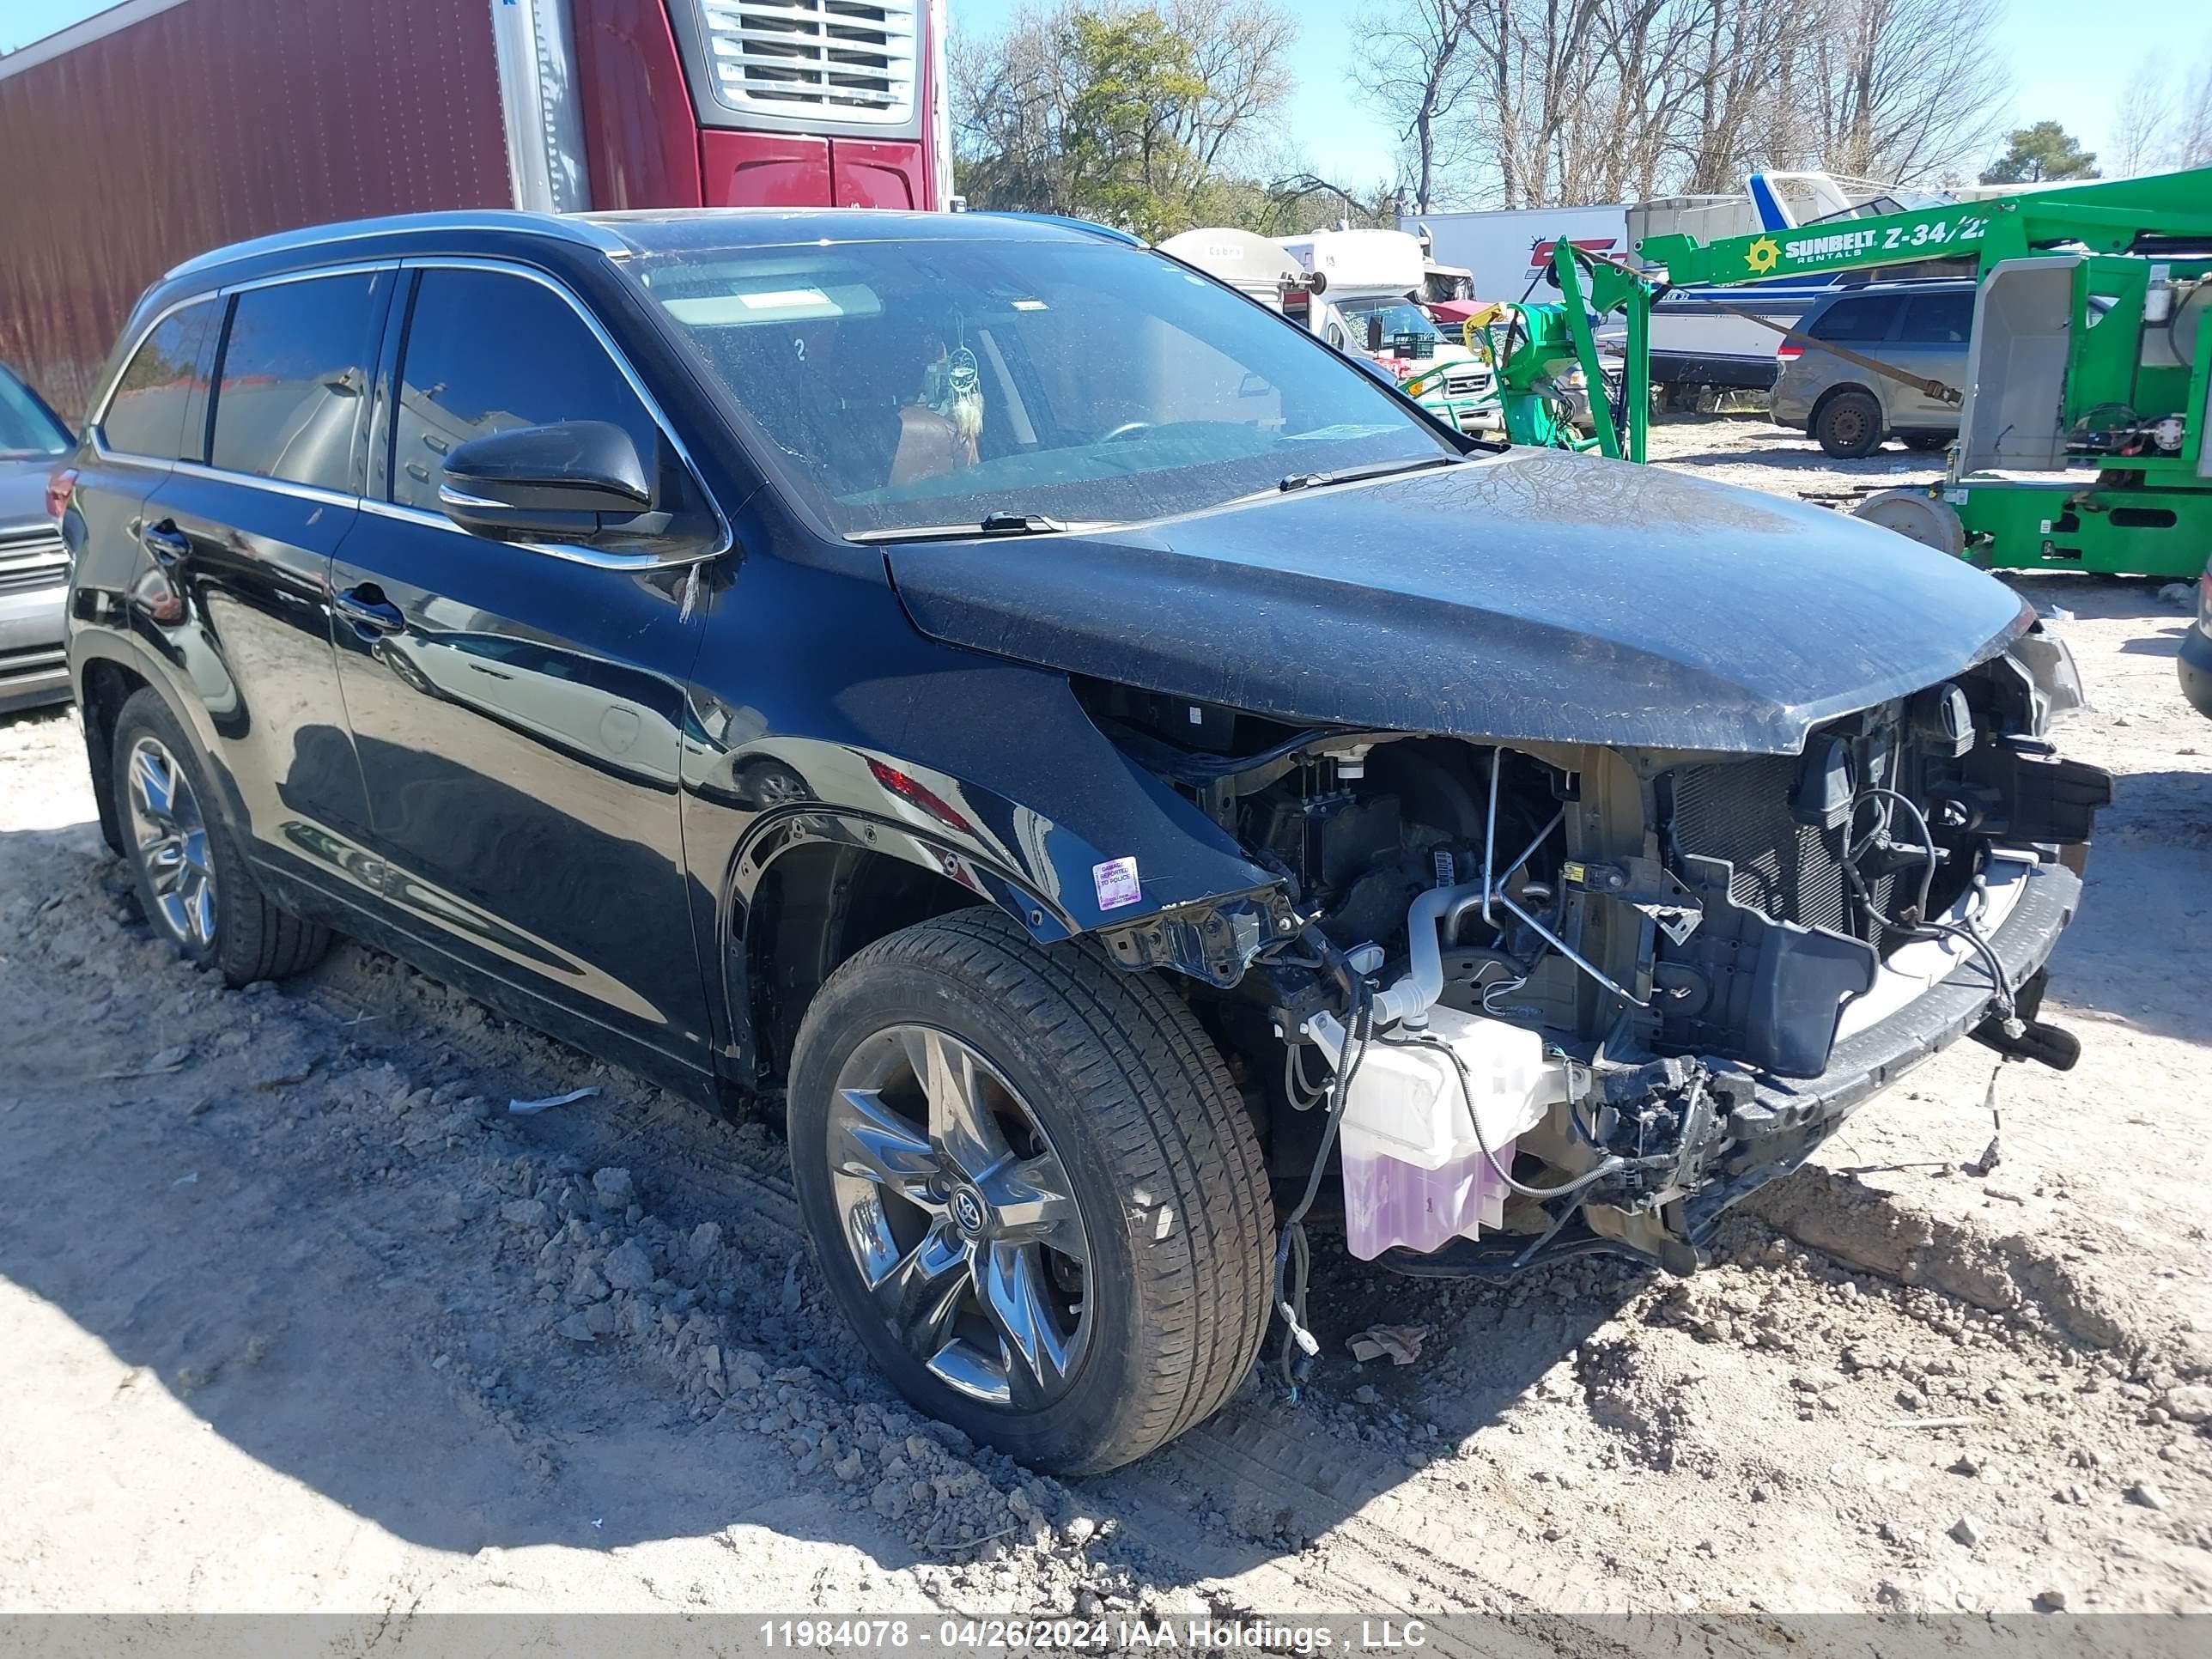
(112, 689, 331, 985)
(787, 908, 1272, 1474)
(1814, 388, 1884, 459)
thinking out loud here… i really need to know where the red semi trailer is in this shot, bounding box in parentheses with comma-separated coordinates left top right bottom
(0, 0, 954, 418)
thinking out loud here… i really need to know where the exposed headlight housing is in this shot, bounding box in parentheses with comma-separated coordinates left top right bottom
(2008, 625, 2087, 733)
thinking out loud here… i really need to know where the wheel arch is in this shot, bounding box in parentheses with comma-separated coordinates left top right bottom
(722, 809, 1072, 1091)
(75, 631, 263, 869)
(1809, 380, 1886, 434)
(76, 652, 152, 857)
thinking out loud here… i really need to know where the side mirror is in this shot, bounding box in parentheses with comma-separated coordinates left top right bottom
(439, 421, 671, 547)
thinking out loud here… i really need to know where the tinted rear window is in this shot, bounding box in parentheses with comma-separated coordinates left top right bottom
(1808, 295, 1902, 343)
(1901, 292, 1973, 343)
(100, 301, 216, 460)
(210, 272, 388, 492)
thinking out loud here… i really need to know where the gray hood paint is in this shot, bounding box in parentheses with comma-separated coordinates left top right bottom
(885, 447, 2032, 756)
(0, 460, 53, 534)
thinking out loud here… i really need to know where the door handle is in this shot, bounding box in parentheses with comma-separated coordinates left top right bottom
(141, 520, 190, 565)
(335, 584, 406, 636)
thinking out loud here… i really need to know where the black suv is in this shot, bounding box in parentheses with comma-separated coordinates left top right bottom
(62, 210, 2107, 1474)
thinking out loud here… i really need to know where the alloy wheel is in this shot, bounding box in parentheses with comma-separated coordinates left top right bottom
(826, 1024, 1091, 1408)
(125, 736, 217, 951)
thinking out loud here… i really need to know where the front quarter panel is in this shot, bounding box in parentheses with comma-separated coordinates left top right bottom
(679, 544, 1277, 1062)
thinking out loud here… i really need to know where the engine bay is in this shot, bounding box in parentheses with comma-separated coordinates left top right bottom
(1076, 635, 2107, 1282)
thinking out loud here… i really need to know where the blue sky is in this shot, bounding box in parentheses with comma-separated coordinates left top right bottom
(3, 0, 2197, 191)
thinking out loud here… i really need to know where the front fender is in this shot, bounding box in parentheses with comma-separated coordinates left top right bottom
(728, 797, 1074, 947)
(712, 729, 1277, 943)
(678, 552, 1289, 1079)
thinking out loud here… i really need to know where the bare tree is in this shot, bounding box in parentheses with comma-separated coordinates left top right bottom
(1793, 0, 2006, 183)
(1350, 0, 2001, 210)
(1460, 0, 1613, 206)
(1261, 170, 1403, 228)
(2173, 51, 2212, 169)
(1349, 0, 1481, 212)
(2112, 57, 2172, 177)
(1668, 0, 1820, 191)
(1179, 0, 1298, 176)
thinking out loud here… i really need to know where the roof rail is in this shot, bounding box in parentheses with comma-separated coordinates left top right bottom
(164, 210, 630, 283)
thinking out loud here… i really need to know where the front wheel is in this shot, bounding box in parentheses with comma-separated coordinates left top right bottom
(787, 909, 1273, 1474)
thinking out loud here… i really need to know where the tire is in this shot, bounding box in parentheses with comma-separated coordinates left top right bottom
(1813, 388, 1884, 459)
(111, 688, 331, 985)
(1902, 432, 1953, 453)
(1852, 488, 1967, 558)
(787, 908, 1273, 1474)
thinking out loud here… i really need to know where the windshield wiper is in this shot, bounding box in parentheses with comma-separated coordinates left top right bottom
(846, 512, 1091, 545)
(1278, 454, 1464, 495)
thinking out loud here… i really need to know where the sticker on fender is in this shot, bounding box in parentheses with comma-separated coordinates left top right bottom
(1093, 856, 1143, 910)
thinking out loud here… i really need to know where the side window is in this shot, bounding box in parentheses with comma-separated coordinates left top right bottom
(390, 269, 658, 512)
(1808, 295, 1902, 343)
(1901, 293, 1973, 343)
(209, 272, 386, 493)
(100, 301, 216, 460)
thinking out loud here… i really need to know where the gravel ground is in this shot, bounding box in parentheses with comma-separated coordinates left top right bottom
(2, 414, 2208, 1625)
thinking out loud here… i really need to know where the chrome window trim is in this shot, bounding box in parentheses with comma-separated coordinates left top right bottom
(224, 260, 401, 292)
(88, 250, 728, 571)
(88, 260, 398, 458)
(170, 459, 360, 512)
(82, 443, 179, 477)
(387, 256, 731, 566)
(356, 497, 707, 573)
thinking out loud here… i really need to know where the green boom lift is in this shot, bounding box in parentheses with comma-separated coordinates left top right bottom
(1454, 243, 1654, 461)
(1631, 167, 2212, 579)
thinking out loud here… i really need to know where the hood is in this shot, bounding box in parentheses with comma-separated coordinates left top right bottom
(0, 459, 54, 533)
(884, 447, 2032, 757)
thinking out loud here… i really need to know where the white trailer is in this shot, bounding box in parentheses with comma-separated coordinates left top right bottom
(1403, 204, 1632, 307)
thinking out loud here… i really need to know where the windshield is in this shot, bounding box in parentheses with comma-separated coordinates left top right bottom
(635, 237, 1452, 537)
(0, 369, 70, 460)
(1338, 301, 1440, 344)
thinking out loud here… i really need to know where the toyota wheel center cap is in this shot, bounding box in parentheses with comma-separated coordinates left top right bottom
(949, 1186, 988, 1237)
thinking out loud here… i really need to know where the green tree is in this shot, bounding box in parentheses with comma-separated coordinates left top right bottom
(952, 1, 1304, 239)
(1980, 121, 2100, 185)
(1059, 11, 1211, 238)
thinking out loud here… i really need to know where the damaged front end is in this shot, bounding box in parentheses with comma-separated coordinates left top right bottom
(1079, 624, 2108, 1282)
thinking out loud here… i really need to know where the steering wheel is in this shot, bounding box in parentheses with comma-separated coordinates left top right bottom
(1098, 421, 1154, 443)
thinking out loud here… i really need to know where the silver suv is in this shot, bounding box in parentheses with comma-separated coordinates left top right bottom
(1770, 281, 1975, 459)
(0, 362, 75, 714)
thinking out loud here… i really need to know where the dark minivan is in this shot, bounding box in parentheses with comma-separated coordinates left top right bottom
(62, 210, 2105, 1473)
